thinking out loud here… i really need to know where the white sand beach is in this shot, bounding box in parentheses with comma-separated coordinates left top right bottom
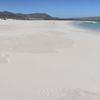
(0, 19, 100, 99)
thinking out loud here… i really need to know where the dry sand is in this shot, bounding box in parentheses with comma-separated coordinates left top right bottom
(0, 19, 100, 99)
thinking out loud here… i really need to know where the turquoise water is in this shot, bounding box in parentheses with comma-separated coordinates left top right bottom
(76, 21, 100, 30)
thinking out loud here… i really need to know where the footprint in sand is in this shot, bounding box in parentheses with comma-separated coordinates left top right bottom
(0, 53, 9, 64)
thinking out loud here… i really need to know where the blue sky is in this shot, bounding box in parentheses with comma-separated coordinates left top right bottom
(0, 0, 100, 18)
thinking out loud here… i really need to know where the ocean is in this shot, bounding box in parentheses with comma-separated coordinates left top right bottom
(76, 21, 100, 30)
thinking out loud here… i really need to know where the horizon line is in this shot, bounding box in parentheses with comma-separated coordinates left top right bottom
(0, 10, 100, 19)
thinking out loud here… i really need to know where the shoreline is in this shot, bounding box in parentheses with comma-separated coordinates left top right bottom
(69, 20, 100, 33)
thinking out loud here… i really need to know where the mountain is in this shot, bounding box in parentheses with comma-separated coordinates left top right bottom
(17, 13, 54, 20)
(0, 11, 100, 21)
(0, 11, 58, 20)
(0, 11, 25, 20)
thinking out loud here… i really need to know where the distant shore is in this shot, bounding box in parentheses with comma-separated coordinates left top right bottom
(0, 11, 100, 21)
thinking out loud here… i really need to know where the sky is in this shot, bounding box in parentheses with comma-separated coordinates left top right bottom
(0, 0, 100, 18)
